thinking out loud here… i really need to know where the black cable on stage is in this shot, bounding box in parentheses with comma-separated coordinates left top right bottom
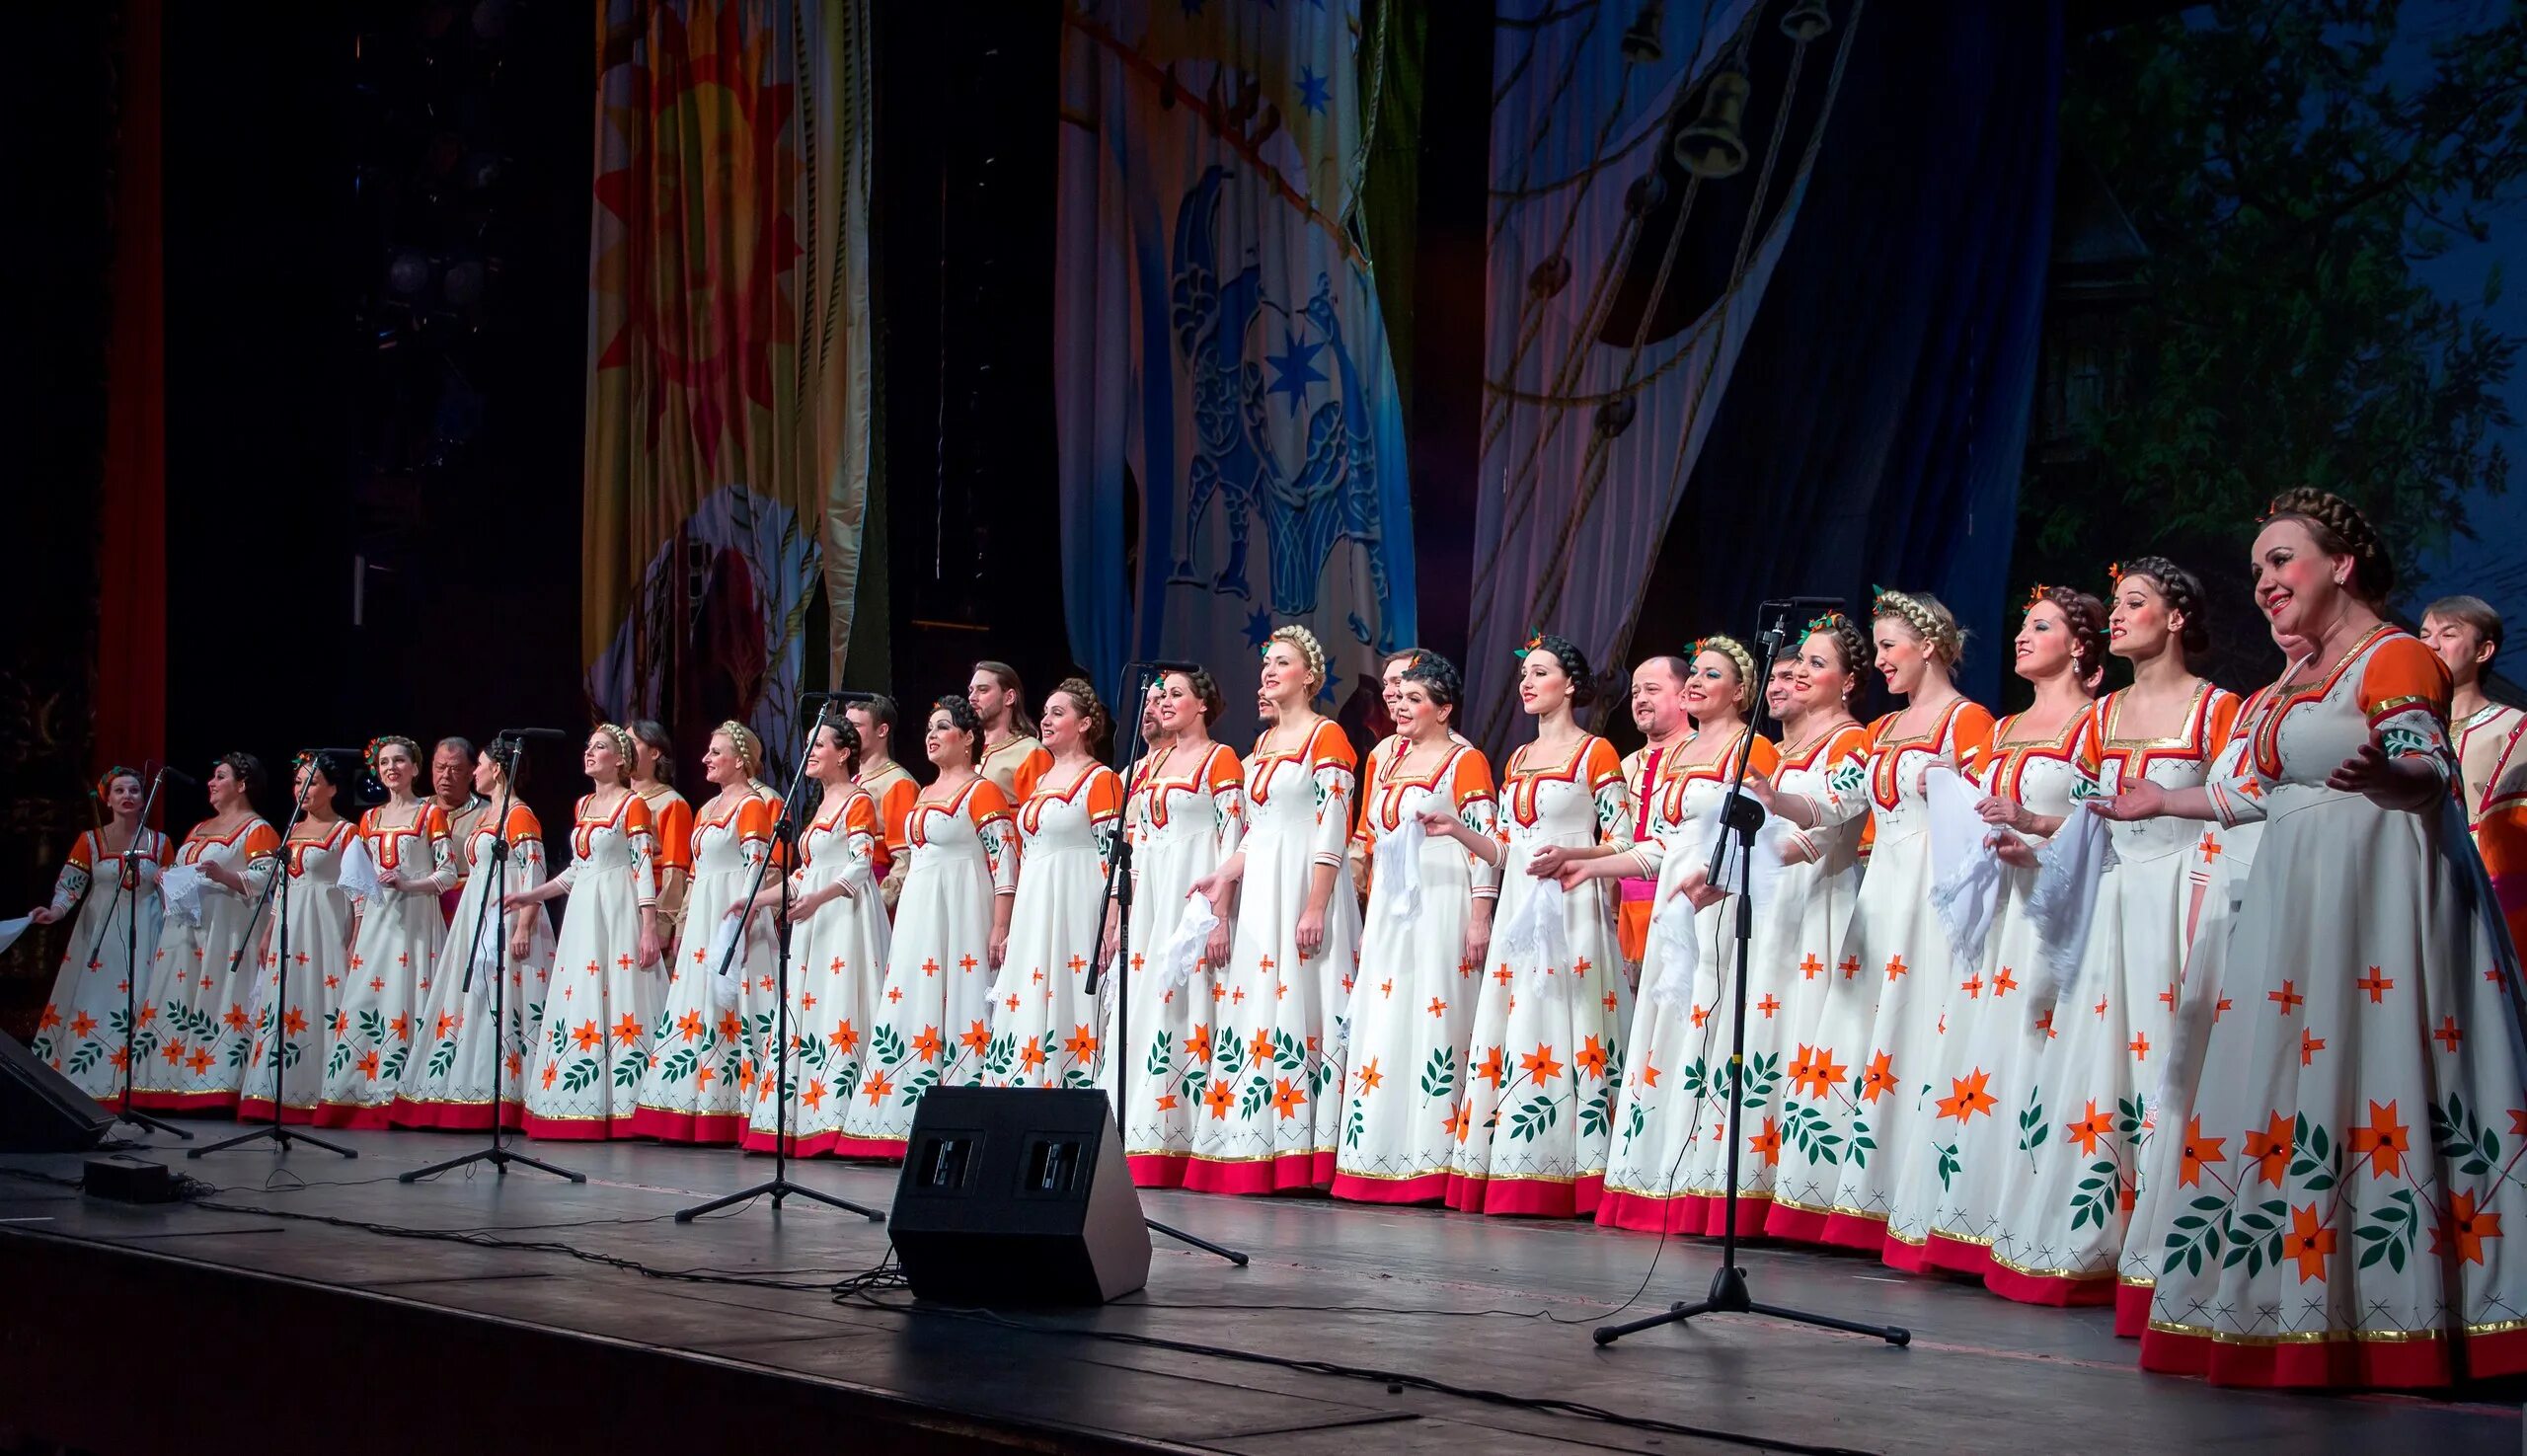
(831, 1287, 1884, 1456)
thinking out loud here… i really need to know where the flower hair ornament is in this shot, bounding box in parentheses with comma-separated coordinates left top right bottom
(92, 764, 143, 804)
(1513, 630, 1547, 659)
(364, 735, 420, 778)
(1871, 585, 1962, 660)
(2024, 582, 2051, 612)
(1804, 610, 1849, 636)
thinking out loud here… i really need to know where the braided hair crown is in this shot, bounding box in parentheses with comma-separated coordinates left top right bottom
(1264, 624, 1328, 691)
(1514, 631, 1596, 708)
(2113, 557, 2211, 657)
(2026, 584, 2109, 687)
(932, 693, 985, 764)
(1801, 612, 1874, 699)
(1399, 651, 1464, 709)
(2264, 487, 2394, 603)
(1051, 676, 1112, 757)
(1689, 635, 1758, 713)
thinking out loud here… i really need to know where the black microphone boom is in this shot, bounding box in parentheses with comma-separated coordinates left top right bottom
(1758, 595, 1850, 613)
(1141, 658, 1207, 674)
(498, 728, 572, 741)
(160, 766, 202, 788)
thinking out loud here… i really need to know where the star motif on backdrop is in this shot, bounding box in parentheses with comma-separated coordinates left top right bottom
(1244, 608, 1275, 649)
(1296, 67, 1331, 115)
(1316, 669, 1341, 708)
(1265, 330, 1328, 417)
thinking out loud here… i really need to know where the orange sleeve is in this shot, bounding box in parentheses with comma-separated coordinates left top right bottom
(1204, 742, 1243, 793)
(967, 778, 1015, 826)
(845, 792, 881, 840)
(244, 820, 284, 861)
(2203, 688, 2243, 754)
(1952, 702, 1998, 766)
(1450, 746, 1496, 807)
(735, 796, 774, 845)
(2075, 703, 2105, 776)
(2358, 635, 2454, 727)
(1583, 735, 1625, 792)
(1087, 765, 1124, 823)
(66, 832, 96, 872)
(881, 779, 916, 854)
(1013, 747, 1053, 804)
(503, 805, 542, 843)
(623, 793, 654, 837)
(1311, 720, 1358, 773)
(652, 797, 695, 872)
(1745, 734, 1781, 780)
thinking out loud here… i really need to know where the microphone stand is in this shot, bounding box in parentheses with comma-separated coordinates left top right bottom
(676, 696, 884, 1223)
(1084, 662, 1247, 1266)
(402, 733, 583, 1184)
(99, 766, 190, 1140)
(193, 758, 356, 1159)
(1595, 604, 1907, 1348)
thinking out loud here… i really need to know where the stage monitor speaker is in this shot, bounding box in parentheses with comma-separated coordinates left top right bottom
(0, 1030, 114, 1153)
(889, 1087, 1151, 1305)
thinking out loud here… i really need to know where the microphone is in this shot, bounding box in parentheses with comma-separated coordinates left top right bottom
(1141, 658, 1207, 674)
(305, 746, 364, 759)
(1758, 595, 1850, 613)
(160, 766, 202, 788)
(498, 728, 572, 741)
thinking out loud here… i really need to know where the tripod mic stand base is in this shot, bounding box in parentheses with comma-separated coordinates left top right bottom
(1591, 1262, 1910, 1346)
(188, 1123, 357, 1160)
(399, 1141, 585, 1185)
(1148, 1216, 1249, 1265)
(114, 1108, 194, 1141)
(673, 1176, 885, 1224)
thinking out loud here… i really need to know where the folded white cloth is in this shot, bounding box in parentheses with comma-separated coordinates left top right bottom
(159, 864, 211, 926)
(709, 909, 748, 1009)
(2026, 791, 2116, 999)
(0, 915, 29, 958)
(337, 837, 382, 902)
(1372, 789, 1432, 923)
(1646, 894, 1699, 1008)
(1156, 895, 1219, 990)
(1925, 767, 1999, 973)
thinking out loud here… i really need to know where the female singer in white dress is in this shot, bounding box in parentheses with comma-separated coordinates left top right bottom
(840, 696, 1020, 1156)
(988, 681, 1121, 1090)
(133, 754, 282, 1115)
(393, 743, 556, 1129)
(1748, 615, 1877, 1243)
(1447, 634, 1632, 1218)
(1987, 562, 2237, 1305)
(2110, 621, 2302, 1335)
(633, 722, 778, 1144)
(1186, 626, 1360, 1194)
(1887, 587, 2105, 1276)
(1332, 653, 1497, 1205)
(240, 753, 360, 1123)
(1103, 668, 1242, 1185)
(741, 716, 890, 1156)
(29, 768, 167, 1103)
(317, 737, 454, 1127)
(1576, 638, 1779, 1234)
(2105, 491, 2527, 1388)
(1821, 593, 1997, 1250)
(516, 727, 665, 1139)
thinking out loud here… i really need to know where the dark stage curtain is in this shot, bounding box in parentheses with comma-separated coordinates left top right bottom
(98, 0, 168, 772)
(1643, 0, 2064, 708)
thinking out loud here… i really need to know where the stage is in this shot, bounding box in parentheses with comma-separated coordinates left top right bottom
(0, 1131, 2513, 1455)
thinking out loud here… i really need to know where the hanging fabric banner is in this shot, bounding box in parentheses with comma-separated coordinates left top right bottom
(1055, 0, 1417, 741)
(1464, 0, 1863, 749)
(581, 0, 874, 765)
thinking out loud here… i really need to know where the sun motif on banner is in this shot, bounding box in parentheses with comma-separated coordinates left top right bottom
(590, 0, 804, 469)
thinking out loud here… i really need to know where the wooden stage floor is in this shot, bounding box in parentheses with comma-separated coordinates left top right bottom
(0, 1128, 2516, 1455)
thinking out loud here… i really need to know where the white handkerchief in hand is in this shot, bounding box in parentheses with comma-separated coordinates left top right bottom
(337, 837, 382, 902)
(1493, 876, 1570, 980)
(1925, 767, 1999, 973)
(1373, 790, 1431, 923)
(1156, 895, 1219, 990)
(0, 915, 29, 958)
(2027, 804, 2116, 998)
(709, 910, 747, 1009)
(1646, 894, 1699, 1008)
(159, 865, 210, 926)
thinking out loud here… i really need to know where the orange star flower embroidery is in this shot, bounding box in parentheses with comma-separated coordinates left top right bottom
(716, 1010, 743, 1044)
(831, 1019, 859, 1056)
(282, 1008, 309, 1037)
(2242, 1111, 2294, 1186)
(2432, 1189, 2503, 1266)
(1186, 1023, 1213, 1065)
(1062, 1025, 1099, 1064)
(1474, 1044, 1506, 1090)
(2064, 1100, 2114, 1156)
(802, 1078, 826, 1111)
(957, 1021, 989, 1057)
(222, 1005, 251, 1034)
(1442, 1103, 1472, 1142)
(1248, 1026, 1275, 1068)
(356, 1048, 381, 1081)
(1789, 1043, 1848, 1102)
(1202, 1079, 1236, 1119)
(572, 1020, 603, 1052)
(2346, 1100, 2409, 1180)
(917, 1026, 951, 1062)
(1270, 1077, 1304, 1119)
(1746, 1115, 1782, 1167)
(432, 1013, 457, 1043)
(1354, 1057, 1384, 1094)
(612, 1013, 644, 1046)
(863, 1070, 894, 1106)
(1519, 1043, 1565, 1085)
(1574, 1035, 1609, 1081)
(69, 1011, 98, 1040)
(2182, 1121, 2223, 1188)
(161, 1038, 188, 1067)
(1857, 1049, 1897, 1105)
(1020, 1036, 1046, 1073)
(186, 1046, 214, 1076)
(541, 1063, 558, 1090)
(676, 1009, 706, 1042)
(1935, 1069, 1995, 1122)
(2282, 1203, 2336, 1283)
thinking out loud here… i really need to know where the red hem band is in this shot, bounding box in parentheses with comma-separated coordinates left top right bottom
(2140, 1322, 2527, 1388)
(312, 1103, 395, 1130)
(1126, 1153, 1190, 1188)
(1982, 1263, 2112, 1308)
(1817, 1210, 1889, 1252)
(1181, 1151, 1332, 1195)
(519, 1114, 644, 1141)
(128, 1091, 241, 1115)
(1329, 1171, 1449, 1206)
(627, 1108, 745, 1144)
(2113, 1282, 2152, 1339)
(232, 1099, 316, 1125)
(388, 1098, 524, 1132)
(1762, 1203, 1829, 1245)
